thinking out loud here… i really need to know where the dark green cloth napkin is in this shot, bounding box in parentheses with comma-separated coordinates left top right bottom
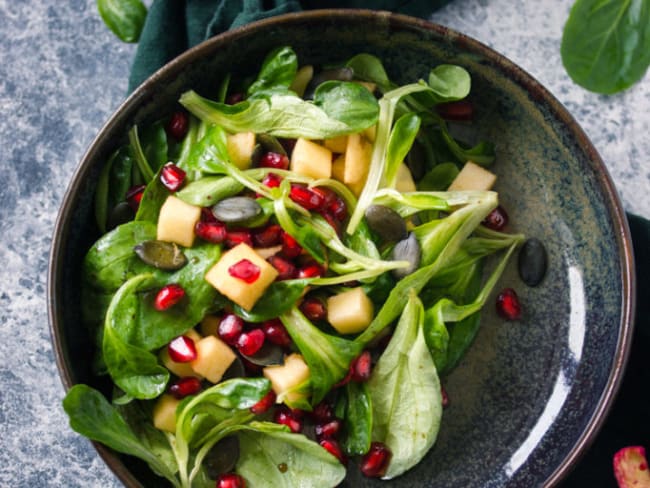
(128, 2, 648, 486)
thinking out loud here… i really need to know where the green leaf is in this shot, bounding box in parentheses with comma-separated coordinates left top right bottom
(561, 0, 650, 94)
(232, 279, 311, 322)
(96, 0, 147, 43)
(340, 381, 373, 456)
(135, 166, 171, 223)
(140, 121, 169, 173)
(367, 291, 442, 479)
(175, 175, 244, 207)
(345, 53, 393, 92)
(418, 162, 460, 191)
(313, 81, 380, 129)
(383, 113, 421, 189)
(247, 46, 298, 96)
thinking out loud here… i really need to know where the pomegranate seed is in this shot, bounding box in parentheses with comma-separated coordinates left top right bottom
(167, 335, 197, 363)
(253, 224, 283, 248)
(169, 376, 202, 399)
(218, 313, 245, 345)
(351, 351, 372, 382)
(311, 187, 335, 205)
(280, 138, 296, 154)
(236, 329, 265, 356)
(165, 111, 189, 141)
(297, 263, 323, 279)
(281, 232, 302, 258)
(154, 284, 185, 311)
(267, 255, 297, 280)
(360, 442, 392, 477)
(216, 472, 246, 488)
(319, 211, 341, 235)
(441, 386, 449, 408)
(315, 419, 341, 439)
(195, 221, 227, 243)
(289, 184, 325, 210)
(225, 229, 253, 248)
(311, 402, 334, 424)
(289, 408, 306, 420)
(229, 259, 261, 284)
(225, 92, 245, 105)
(274, 406, 303, 433)
(299, 297, 327, 322)
(327, 196, 348, 222)
(483, 205, 509, 231)
(496, 288, 522, 320)
(125, 184, 146, 211)
(319, 439, 347, 464)
(261, 319, 292, 347)
(334, 368, 353, 388)
(261, 172, 283, 189)
(250, 390, 277, 415)
(160, 162, 186, 191)
(436, 100, 474, 121)
(259, 152, 290, 170)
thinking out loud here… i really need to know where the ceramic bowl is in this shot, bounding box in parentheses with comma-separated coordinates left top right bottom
(48, 9, 635, 487)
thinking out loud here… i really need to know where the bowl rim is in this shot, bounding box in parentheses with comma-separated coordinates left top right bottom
(48, 8, 636, 487)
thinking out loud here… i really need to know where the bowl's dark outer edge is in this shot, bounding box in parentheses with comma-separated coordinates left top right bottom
(47, 9, 636, 488)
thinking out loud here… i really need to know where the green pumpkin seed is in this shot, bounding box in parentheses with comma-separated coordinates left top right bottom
(365, 204, 407, 242)
(391, 233, 421, 279)
(133, 240, 188, 271)
(204, 435, 240, 479)
(211, 196, 262, 223)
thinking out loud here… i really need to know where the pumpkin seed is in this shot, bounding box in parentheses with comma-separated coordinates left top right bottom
(211, 196, 261, 223)
(240, 342, 285, 366)
(365, 204, 407, 242)
(518, 237, 547, 287)
(222, 356, 246, 381)
(204, 435, 240, 479)
(133, 240, 187, 271)
(391, 233, 421, 279)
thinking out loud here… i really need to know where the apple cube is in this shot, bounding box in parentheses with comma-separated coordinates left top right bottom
(226, 131, 256, 170)
(204, 243, 279, 311)
(323, 135, 348, 153)
(157, 195, 202, 248)
(263, 353, 310, 404)
(159, 329, 203, 378)
(199, 315, 220, 337)
(447, 161, 496, 191)
(395, 163, 417, 193)
(363, 124, 377, 143)
(344, 133, 372, 186)
(331, 154, 346, 182)
(153, 394, 180, 433)
(290, 138, 332, 180)
(190, 335, 237, 383)
(327, 287, 374, 334)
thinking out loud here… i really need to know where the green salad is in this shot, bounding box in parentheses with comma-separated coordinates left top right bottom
(63, 46, 524, 487)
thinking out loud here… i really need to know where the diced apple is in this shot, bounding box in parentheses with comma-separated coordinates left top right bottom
(327, 287, 374, 334)
(290, 138, 332, 180)
(363, 124, 377, 142)
(289, 65, 313, 98)
(331, 154, 346, 182)
(263, 353, 310, 404)
(323, 135, 348, 153)
(153, 394, 180, 433)
(227, 131, 256, 170)
(204, 243, 278, 311)
(199, 315, 220, 337)
(344, 133, 372, 186)
(159, 330, 204, 379)
(447, 161, 496, 191)
(157, 195, 202, 248)
(395, 163, 417, 193)
(190, 335, 237, 383)
(354, 81, 377, 94)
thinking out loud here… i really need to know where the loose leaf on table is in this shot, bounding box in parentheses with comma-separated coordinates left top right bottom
(367, 291, 442, 479)
(97, 0, 147, 43)
(247, 46, 298, 96)
(561, 0, 650, 94)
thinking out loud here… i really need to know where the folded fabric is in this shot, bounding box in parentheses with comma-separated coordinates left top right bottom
(127, 2, 648, 486)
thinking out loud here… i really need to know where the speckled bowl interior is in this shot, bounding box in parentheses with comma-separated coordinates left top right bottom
(48, 10, 635, 488)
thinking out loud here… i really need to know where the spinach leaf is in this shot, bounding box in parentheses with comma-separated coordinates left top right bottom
(418, 162, 460, 191)
(97, 0, 147, 43)
(62, 385, 180, 487)
(232, 279, 311, 322)
(339, 381, 373, 456)
(409, 64, 472, 108)
(561, 0, 650, 94)
(236, 423, 346, 487)
(367, 291, 442, 479)
(313, 81, 380, 129)
(439, 126, 495, 166)
(129, 125, 155, 182)
(94, 146, 134, 233)
(247, 46, 298, 96)
(135, 166, 170, 223)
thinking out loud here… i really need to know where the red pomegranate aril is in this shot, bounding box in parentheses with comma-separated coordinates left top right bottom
(154, 284, 185, 311)
(436, 100, 474, 121)
(125, 184, 146, 211)
(483, 205, 509, 231)
(261, 319, 292, 347)
(334, 367, 353, 388)
(216, 472, 246, 488)
(250, 390, 277, 415)
(327, 196, 348, 222)
(253, 224, 283, 248)
(261, 172, 283, 189)
(360, 442, 392, 478)
(200, 206, 218, 222)
(281, 232, 302, 258)
(319, 211, 341, 235)
(441, 386, 449, 408)
(315, 419, 341, 439)
(225, 229, 253, 248)
(297, 263, 323, 279)
(311, 402, 334, 424)
(299, 297, 327, 322)
(236, 328, 265, 356)
(289, 184, 325, 210)
(351, 350, 373, 383)
(218, 313, 245, 345)
(160, 162, 186, 191)
(259, 152, 290, 170)
(319, 439, 347, 464)
(496, 287, 522, 320)
(195, 221, 227, 243)
(165, 111, 189, 141)
(225, 92, 245, 105)
(167, 335, 197, 363)
(229, 259, 261, 284)
(274, 407, 303, 433)
(169, 376, 202, 399)
(267, 255, 297, 280)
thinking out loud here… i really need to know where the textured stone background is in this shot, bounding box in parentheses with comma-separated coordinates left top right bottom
(0, 0, 647, 486)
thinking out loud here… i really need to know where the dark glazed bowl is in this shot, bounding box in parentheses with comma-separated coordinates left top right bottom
(48, 9, 635, 488)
